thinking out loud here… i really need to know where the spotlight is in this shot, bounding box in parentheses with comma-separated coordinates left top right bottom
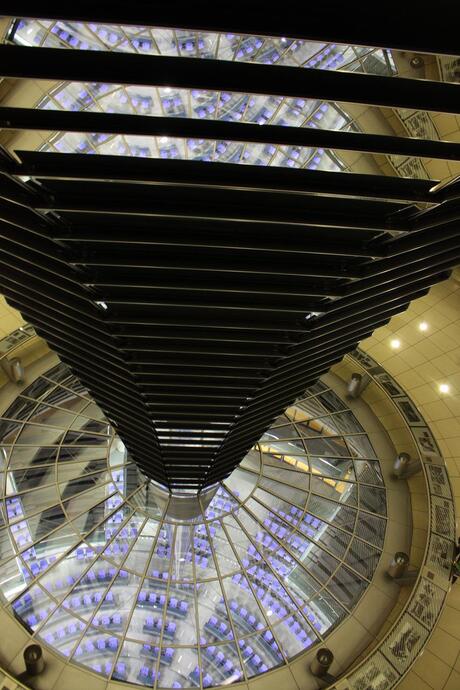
(439, 383, 450, 394)
(418, 322, 428, 332)
(390, 339, 401, 349)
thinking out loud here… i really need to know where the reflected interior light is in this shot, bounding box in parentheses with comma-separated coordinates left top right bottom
(390, 338, 401, 349)
(418, 322, 429, 332)
(0, 361, 387, 686)
(439, 383, 450, 394)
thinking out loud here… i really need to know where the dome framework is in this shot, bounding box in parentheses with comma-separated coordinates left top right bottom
(1, 362, 387, 687)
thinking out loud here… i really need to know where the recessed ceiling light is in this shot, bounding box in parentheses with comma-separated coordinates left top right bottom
(390, 339, 401, 349)
(439, 383, 450, 394)
(418, 321, 428, 332)
(159, 136, 168, 144)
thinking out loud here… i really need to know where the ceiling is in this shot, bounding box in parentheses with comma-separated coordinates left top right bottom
(0, 9, 459, 491)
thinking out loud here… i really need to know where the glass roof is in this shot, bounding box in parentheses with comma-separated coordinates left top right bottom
(7, 18, 400, 172)
(0, 363, 387, 687)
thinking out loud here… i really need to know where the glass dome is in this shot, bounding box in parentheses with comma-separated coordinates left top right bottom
(8, 17, 396, 170)
(0, 362, 387, 687)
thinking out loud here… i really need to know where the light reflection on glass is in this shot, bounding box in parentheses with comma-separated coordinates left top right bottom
(0, 361, 386, 686)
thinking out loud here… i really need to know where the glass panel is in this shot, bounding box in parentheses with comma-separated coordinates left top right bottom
(272, 612, 318, 657)
(359, 487, 387, 515)
(8, 445, 58, 469)
(355, 512, 386, 548)
(0, 355, 387, 683)
(123, 519, 158, 575)
(201, 642, 243, 684)
(345, 434, 377, 459)
(208, 524, 239, 577)
(345, 538, 382, 580)
(72, 627, 119, 676)
(258, 477, 308, 507)
(354, 459, 384, 485)
(327, 564, 368, 609)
